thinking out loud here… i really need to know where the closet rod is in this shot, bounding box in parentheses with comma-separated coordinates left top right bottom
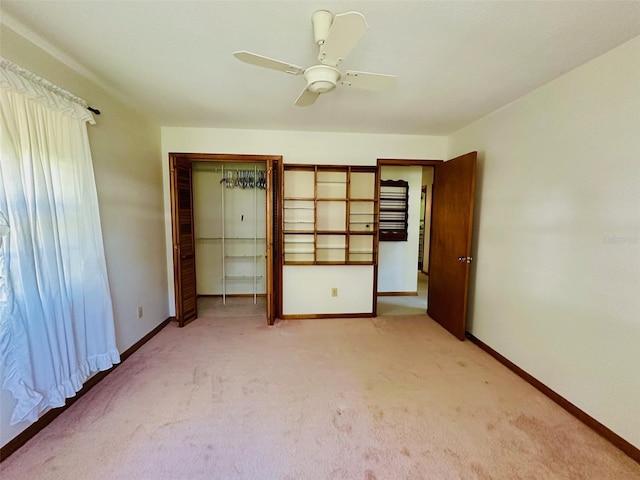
(194, 167, 266, 173)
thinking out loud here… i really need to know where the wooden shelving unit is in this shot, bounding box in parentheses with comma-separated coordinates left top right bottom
(379, 179, 409, 241)
(283, 165, 378, 265)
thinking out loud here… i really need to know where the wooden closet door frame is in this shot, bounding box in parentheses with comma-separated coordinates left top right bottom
(169, 153, 283, 326)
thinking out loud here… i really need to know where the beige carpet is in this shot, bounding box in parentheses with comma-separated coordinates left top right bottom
(1, 306, 638, 479)
(377, 272, 428, 316)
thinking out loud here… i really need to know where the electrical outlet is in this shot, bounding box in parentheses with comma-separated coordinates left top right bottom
(331, 288, 338, 297)
(137, 306, 143, 319)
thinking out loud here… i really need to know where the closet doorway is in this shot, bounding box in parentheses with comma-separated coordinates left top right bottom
(169, 153, 282, 327)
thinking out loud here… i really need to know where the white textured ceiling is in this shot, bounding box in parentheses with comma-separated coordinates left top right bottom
(2, 1, 639, 135)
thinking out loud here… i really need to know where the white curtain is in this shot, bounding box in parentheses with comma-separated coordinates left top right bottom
(0, 58, 120, 424)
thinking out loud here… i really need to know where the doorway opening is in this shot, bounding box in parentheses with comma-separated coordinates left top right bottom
(375, 154, 477, 340)
(377, 271, 429, 316)
(376, 162, 435, 317)
(193, 161, 268, 319)
(169, 153, 282, 327)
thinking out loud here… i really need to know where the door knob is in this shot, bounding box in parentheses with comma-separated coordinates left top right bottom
(457, 256, 473, 263)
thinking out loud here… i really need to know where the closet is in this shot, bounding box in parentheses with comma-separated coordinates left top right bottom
(192, 162, 267, 304)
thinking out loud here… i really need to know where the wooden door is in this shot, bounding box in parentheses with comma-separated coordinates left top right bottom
(266, 159, 282, 325)
(427, 152, 477, 340)
(170, 156, 197, 326)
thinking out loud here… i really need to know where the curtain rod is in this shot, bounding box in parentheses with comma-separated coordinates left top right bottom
(0, 56, 100, 115)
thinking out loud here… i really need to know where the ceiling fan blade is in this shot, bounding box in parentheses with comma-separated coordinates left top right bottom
(233, 51, 304, 75)
(340, 71, 396, 91)
(294, 88, 320, 107)
(318, 12, 368, 67)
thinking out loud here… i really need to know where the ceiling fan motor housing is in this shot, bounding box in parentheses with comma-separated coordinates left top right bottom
(312, 10, 333, 45)
(304, 65, 340, 93)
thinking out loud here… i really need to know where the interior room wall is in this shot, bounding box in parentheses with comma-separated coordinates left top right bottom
(1, 24, 168, 448)
(162, 128, 447, 316)
(283, 265, 374, 315)
(448, 36, 640, 448)
(377, 166, 423, 293)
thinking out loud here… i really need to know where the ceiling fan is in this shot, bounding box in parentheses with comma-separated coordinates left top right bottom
(233, 10, 396, 107)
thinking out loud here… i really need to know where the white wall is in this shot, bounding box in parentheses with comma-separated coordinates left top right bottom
(1, 25, 168, 448)
(377, 166, 423, 293)
(449, 36, 640, 448)
(162, 128, 447, 316)
(283, 266, 373, 315)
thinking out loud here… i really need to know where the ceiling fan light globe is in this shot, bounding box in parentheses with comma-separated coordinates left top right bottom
(303, 65, 340, 94)
(308, 81, 335, 94)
